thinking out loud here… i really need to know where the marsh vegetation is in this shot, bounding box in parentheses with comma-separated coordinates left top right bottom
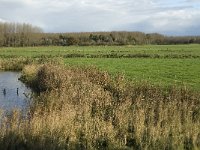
(0, 41, 199, 149)
(0, 59, 199, 149)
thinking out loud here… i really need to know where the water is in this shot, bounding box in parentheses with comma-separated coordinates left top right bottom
(0, 71, 31, 112)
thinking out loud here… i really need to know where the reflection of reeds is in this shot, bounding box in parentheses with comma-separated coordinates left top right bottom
(0, 64, 199, 149)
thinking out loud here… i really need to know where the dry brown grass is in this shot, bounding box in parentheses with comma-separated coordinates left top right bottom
(0, 64, 199, 150)
(0, 57, 64, 71)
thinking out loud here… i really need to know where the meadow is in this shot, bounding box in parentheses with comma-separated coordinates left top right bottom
(0, 44, 199, 149)
(0, 44, 200, 89)
(1, 44, 200, 58)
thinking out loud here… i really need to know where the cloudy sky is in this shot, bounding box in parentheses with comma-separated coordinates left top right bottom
(0, 0, 200, 35)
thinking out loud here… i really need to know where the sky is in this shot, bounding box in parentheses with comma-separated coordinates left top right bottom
(0, 0, 200, 35)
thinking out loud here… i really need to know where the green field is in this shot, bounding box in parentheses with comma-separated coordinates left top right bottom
(65, 58, 200, 89)
(1, 44, 200, 58)
(1, 44, 200, 89)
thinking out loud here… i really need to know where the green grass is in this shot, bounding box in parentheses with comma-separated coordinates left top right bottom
(0, 44, 200, 89)
(0, 44, 200, 58)
(64, 58, 200, 89)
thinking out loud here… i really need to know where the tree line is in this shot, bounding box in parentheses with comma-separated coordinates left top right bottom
(0, 22, 200, 47)
(0, 22, 42, 47)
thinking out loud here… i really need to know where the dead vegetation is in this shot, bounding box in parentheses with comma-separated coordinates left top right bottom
(0, 64, 199, 149)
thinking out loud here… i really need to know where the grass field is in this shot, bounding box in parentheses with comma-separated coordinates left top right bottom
(0, 44, 200, 58)
(0, 44, 200, 89)
(65, 58, 200, 89)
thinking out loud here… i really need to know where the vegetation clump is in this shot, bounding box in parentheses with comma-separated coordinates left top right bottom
(0, 64, 199, 149)
(0, 57, 64, 71)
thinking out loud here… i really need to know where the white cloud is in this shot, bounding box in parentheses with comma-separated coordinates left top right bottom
(0, 0, 200, 35)
(0, 18, 6, 22)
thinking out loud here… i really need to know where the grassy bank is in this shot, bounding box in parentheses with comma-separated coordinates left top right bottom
(0, 64, 199, 149)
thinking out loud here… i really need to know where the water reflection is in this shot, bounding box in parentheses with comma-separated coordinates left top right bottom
(0, 72, 31, 112)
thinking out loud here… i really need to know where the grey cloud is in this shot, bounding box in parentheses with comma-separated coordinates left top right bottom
(0, 0, 200, 35)
(0, 0, 26, 12)
(185, 0, 200, 2)
(118, 10, 200, 36)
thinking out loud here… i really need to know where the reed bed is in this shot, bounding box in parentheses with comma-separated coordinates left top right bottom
(0, 57, 64, 71)
(0, 64, 199, 149)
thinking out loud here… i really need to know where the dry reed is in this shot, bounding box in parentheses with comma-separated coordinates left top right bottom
(0, 64, 199, 150)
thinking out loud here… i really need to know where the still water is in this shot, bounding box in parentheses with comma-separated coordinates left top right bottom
(0, 72, 31, 112)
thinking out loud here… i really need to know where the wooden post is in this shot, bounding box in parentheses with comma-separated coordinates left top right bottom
(17, 88, 19, 96)
(3, 89, 6, 96)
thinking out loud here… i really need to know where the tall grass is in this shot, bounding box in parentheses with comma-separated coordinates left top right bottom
(0, 64, 199, 149)
(0, 57, 64, 71)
